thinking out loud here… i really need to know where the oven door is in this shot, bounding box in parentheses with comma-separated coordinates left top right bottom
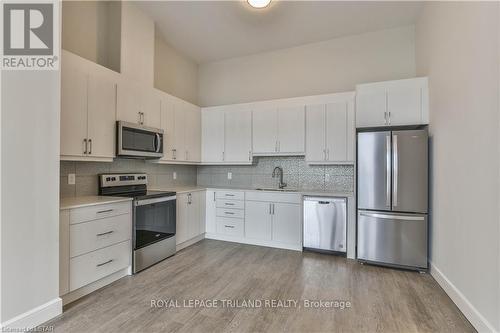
(117, 121, 163, 158)
(134, 196, 176, 250)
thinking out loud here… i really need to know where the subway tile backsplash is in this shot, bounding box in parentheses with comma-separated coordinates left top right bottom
(60, 157, 353, 197)
(197, 157, 354, 193)
(60, 159, 197, 198)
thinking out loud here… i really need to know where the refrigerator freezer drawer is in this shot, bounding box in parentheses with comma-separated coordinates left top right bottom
(357, 210, 428, 269)
(303, 197, 347, 253)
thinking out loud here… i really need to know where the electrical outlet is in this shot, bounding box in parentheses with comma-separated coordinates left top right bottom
(227, 172, 232, 180)
(173, 172, 177, 180)
(68, 173, 76, 185)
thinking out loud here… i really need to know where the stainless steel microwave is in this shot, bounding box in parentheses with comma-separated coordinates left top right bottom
(117, 121, 163, 159)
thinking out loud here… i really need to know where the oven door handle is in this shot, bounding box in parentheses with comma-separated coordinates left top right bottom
(135, 196, 176, 206)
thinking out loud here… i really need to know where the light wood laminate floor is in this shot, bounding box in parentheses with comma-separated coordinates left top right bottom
(47, 239, 475, 332)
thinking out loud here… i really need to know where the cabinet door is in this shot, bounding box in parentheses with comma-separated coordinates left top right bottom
(87, 73, 117, 159)
(245, 201, 272, 241)
(176, 193, 188, 244)
(278, 105, 305, 154)
(61, 58, 88, 157)
(187, 192, 201, 239)
(272, 203, 302, 245)
(141, 88, 161, 128)
(225, 108, 252, 163)
(204, 191, 216, 234)
(387, 81, 422, 126)
(252, 108, 278, 154)
(201, 109, 225, 163)
(355, 88, 387, 128)
(160, 95, 176, 161)
(326, 102, 348, 162)
(117, 80, 142, 124)
(173, 103, 186, 161)
(185, 104, 201, 162)
(305, 104, 326, 163)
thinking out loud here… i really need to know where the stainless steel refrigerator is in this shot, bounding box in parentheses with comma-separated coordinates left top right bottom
(357, 128, 428, 270)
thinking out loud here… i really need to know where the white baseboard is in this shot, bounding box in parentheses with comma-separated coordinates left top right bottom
(430, 262, 498, 333)
(1, 298, 62, 330)
(176, 233, 205, 251)
(205, 233, 302, 252)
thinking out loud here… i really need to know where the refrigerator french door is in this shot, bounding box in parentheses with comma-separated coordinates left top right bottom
(357, 129, 428, 270)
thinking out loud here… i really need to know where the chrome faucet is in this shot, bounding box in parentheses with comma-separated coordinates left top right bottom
(272, 166, 287, 189)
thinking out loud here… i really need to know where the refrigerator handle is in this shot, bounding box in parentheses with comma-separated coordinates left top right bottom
(386, 135, 391, 207)
(393, 134, 399, 207)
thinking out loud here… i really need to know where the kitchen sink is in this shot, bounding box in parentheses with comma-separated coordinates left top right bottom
(255, 188, 298, 192)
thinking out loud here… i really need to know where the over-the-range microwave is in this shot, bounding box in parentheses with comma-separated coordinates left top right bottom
(116, 121, 163, 159)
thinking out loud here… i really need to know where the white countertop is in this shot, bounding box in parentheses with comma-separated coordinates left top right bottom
(60, 196, 132, 210)
(151, 185, 353, 198)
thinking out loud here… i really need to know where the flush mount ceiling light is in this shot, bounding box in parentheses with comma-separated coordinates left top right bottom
(247, 0, 272, 9)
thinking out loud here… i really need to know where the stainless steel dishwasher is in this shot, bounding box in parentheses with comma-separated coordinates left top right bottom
(303, 196, 347, 254)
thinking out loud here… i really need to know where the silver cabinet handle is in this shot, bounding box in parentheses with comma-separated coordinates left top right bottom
(96, 259, 114, 267)
(224, 225, 235, 228)
(185, 150, 188, 161)
(326, 148, 330, 161)
(88, 138, 92, 155)
(388, 111, 391, 125)
(224, 211, 235, 215)
(97, 209, 113, 214)
(393, 134, 398, 207)
(225, 202, 235, 206)
(83, 138, 88, 154)
(323, 149, 326, 161)
(386, 135, 391, 208)
(138, 112, 142, 124)
(187, 193, 192, 204)
(96, 231, 114, 237)
(248, 150, 251, 161)
(272, 203, 275, 215)
(172, 149, 177, 160)
(213, 192, 216, 201)
(222, 151, 225, 161)
(359, 212, 424, 221)
(269, 203, 272, 214)
(225, 194, 235, 197)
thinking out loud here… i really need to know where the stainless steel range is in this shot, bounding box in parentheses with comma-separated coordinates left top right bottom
(99, 173, 176, 273)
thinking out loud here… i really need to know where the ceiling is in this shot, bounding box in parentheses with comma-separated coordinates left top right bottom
(136, 1, 423, 64)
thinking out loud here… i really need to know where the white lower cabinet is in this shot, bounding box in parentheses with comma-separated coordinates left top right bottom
(244, 201, 272, 241)
(205, 190, 302, 251)
(176, 191, 204, 245)
(60, 200, 133, 302)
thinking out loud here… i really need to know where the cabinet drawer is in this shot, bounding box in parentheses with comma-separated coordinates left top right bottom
(216, 191, 244, 201)
(245, 191, 301, 204)
(216, 217, 244, 237)
(70, 214, 132, 258)
(69, 240, 130, 291)
(216, 208, 244, 219)
(70, 201, 131, 224)
(216, 199, 244, 210)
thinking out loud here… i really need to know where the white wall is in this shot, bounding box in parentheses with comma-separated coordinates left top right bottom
(198, 25, 416, 106)
(62, 1, 121, 72)
(154, 28, 199, 105)
(1, 70, 61, 327)
(416, 3, 500, 332)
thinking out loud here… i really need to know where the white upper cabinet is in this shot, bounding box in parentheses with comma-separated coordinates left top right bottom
(61, 50, 117, 162)
(224, 107, 252, 163)
(277, 106, 305, 154)
(184, 103, 201, 162)
(86, 71, 117, 159)
(252, 105, 305, 155)
(117, 81, 161, 129)
(159, 93, 176, 162)
(356, 77, 429, 128)
(202, 109, 225, 163)
(201, 105, 253, 165)
(252, 108, 278, 154)
(305, 93, 355, 165)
